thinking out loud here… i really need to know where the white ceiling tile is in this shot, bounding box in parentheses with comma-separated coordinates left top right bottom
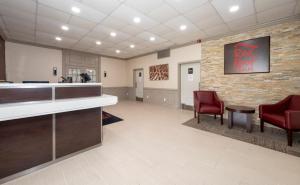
(5, 25, 34, 36)
(120, 25, 144, 35)
(8, 31, 35, 42)
(110, 5, 159, 30)
(0, 18, 5, 30)
(148, 24, 173, 35)
(211, 0, 255, 22)
(39, 0, 106, 23)
(164, 16, 200, 33)
(255, 0, 296, 12)
(204, 23, 230, 37)
(117, 41, 134, 49)
(184, 2, 220, 23)
(148, 4, 179, 23)
(3, 16, 35, 33)
(36, 31, 56, 41)
(194, 15, 224, 30)
(125, 0, 164, 14)
(81, 0, 121, 14)
(296, 1, 300, 14)
(171, 32, 205, 44)
(0, 0, 36, 14)
(257, 3, 296, 23)
(37, 5, 71, 23)
(136, 32, 168, 44)
(161, 31, 180, 40)
(86, 29, 109, 40)
(61, 26, 89, 40)
(38, 0, 79, 14)
(102, 31, 131, 43)
(126, 36, 146, 44)
(36, 16, 62, 34)
(68, 16, 97, 30)
(100, 17, 129, 30)
(165, 0, 208, 13)
(227, 15, 257, 31)
(0, 6, 36, 23)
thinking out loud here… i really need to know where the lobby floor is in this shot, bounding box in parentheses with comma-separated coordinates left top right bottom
(4, 101, 300, 185)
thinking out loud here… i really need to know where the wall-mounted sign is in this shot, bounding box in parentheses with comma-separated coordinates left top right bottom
(149, 64, 169, 81)
(224, 36, 270, 74)
(188, 68, 193, 81)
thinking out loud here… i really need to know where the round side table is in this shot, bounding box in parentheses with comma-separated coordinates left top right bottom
(225, 105, 255, 133)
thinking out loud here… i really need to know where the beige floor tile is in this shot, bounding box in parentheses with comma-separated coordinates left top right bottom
(4, 101, 300, 185)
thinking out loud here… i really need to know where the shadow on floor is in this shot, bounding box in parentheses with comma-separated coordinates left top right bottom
(182, 115, 300, 157)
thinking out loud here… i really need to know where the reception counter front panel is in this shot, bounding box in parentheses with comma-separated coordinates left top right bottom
(0, 83, 117, 183)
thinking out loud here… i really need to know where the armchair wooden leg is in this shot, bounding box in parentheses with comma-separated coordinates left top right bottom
(287, 130, 293, 146)
(214, 115, 217, 119)
(260, 120, 264, 132)
(194, 109, 196, 118)
(197, 113, 200, 124)
(220, 114, 223, 125)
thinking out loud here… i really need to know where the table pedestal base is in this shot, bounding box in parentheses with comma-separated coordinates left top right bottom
(228, 111, 253, 133)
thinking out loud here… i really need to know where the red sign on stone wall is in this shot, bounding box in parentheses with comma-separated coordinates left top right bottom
(224, 36, 270, 74)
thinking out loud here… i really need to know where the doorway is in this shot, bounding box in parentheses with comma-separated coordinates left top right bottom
(180, 62, 200, 109)
(134, 69, 144, 102)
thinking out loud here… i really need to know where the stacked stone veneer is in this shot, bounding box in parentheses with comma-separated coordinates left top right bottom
(200, 20, 300, 123)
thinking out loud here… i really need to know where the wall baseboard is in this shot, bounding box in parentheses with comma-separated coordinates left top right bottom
(104, 87, 180, 108)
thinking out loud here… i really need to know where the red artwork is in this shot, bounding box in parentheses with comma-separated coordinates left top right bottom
(233, 42, 258, 73)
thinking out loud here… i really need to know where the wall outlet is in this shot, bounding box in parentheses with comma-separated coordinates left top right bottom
(146, 95, 149, 99)
(163, 98, 167, 102)
(126, 92, 129, 96)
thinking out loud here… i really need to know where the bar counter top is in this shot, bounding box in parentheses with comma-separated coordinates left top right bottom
(0, 94, 117, 122)
(0, 83, 102, 88)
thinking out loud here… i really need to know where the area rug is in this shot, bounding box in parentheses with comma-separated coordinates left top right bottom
(102, 111, 123, 125)
(182, 116, 300, 157)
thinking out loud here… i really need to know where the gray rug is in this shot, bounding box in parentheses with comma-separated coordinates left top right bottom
(182, 116, 300, 157)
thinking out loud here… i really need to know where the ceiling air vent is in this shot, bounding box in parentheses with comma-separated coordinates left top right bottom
(157, 49, 170, 59)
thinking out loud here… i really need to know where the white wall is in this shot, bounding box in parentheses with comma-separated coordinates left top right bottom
(100, 57, 128, 87)
(5, 42, 62, 83)
(127, 43, 201, 89)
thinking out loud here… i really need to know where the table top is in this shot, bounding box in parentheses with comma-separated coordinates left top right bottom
(226, 105, 255, 114)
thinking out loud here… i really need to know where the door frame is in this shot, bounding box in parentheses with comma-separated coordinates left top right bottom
(133, 68, 144, 102)
(178, 60, 201, 110)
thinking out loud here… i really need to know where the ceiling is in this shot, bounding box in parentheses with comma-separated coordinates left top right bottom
(0, 0, 299, 59)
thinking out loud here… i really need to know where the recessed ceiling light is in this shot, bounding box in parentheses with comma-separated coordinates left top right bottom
(149, 37, 156, 41)
(180, 25, 187, 31)
(61, 25, 69, 31)
(55, 37, 62, 41)
(96, 41, 102, 45)
(133, 17, 141, 23)
(229, 5, 239, 13)
(116, 50, 121, 54)
(71, 6, 81, 14)
(130, 44, 135, 48)
(110, 32, 117, 37)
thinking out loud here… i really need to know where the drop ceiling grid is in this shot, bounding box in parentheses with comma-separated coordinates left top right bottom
(0, 0, 299, 58)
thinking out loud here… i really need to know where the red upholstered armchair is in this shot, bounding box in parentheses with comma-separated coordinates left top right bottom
(193, 91, 224, 124)
(259, 95, 300, 146)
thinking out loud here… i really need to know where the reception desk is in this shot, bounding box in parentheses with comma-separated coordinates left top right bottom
(0, 83, 117, 183)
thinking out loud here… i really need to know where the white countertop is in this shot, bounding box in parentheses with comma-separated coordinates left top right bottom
(0, 94, 117, 122)
(0, 83, 102, 88)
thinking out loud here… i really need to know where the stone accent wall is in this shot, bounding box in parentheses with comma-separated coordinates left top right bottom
(200, 20, 300, 123)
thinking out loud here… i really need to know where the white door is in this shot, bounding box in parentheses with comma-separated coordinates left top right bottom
(181, 62, 200, 106)
(135, 70, 144, 99)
